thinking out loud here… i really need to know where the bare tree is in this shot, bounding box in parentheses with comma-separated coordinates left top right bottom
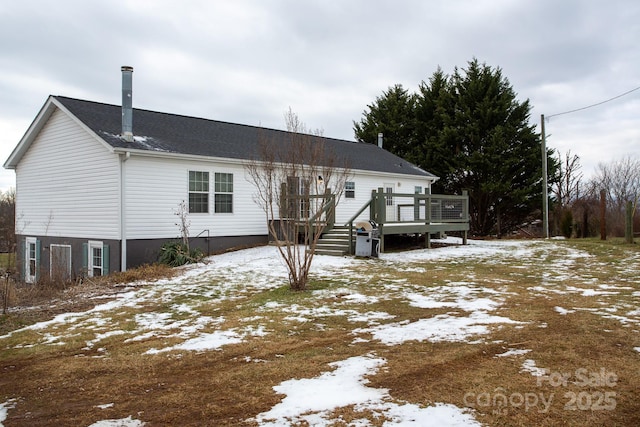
(174, 200, 191, 252)
(553, 150, 583, 208)
(245, 108, 351, 291)
(0, 189, 16, 263)
(550, 151, 583, 237)
(589, 155, 640, 236)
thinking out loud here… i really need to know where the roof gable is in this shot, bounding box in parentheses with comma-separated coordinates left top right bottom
(3, 96, 116, 169)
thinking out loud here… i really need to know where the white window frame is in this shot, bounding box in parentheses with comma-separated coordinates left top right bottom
(345, 181, 355, 199)
(25, 237, 37, 284)
(214, 172, 234, 214)
(88, 240, 103, 278)
(188, 170, 210, 214)
(50, 244, 72, 280)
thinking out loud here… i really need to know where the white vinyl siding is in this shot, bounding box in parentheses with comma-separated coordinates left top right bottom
(332, 171, 435, 225)
(124, 157, 266, 239)
(13, 106, 434, 242)
(15, 109, 120, 239)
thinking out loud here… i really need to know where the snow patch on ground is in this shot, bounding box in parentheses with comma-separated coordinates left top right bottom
(0, 399, 17, 426)
(253, 354, 481, 427)
(521, 359, 546, 377)
(94, 403, 115, 409)
(495, 348, 532, 357)
(554, 306, 576, 315)
(355, 311, 524, 345)
(87, 415, 145, 426)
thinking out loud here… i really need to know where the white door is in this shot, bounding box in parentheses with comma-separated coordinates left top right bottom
(384, 182, 396, 221)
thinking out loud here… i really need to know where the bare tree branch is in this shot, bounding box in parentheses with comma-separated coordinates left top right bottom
(245, 109, 352, 290)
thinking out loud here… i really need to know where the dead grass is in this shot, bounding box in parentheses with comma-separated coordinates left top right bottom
(0, 239, 639, 426)
(0, 263, 175, 336)
(0, 252, 16, 271)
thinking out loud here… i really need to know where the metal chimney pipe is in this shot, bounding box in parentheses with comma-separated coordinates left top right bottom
(121, 66, 134, 142)
(377, 132, 383, 148)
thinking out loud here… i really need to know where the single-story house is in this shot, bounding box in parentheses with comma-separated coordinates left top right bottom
(4, 67, 443, 282)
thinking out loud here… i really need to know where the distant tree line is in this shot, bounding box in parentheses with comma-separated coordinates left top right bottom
(553, 153, 639, 239)
(0, 189, 15, 254)
(354, 58, 558, 236)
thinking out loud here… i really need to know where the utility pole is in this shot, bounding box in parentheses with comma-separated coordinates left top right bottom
(541, 114, 549, 238)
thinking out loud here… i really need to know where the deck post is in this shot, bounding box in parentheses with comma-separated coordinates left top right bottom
(462, 190, 469, 245)
(369, 190, 377, 221)
(376, 188, 386, 253)
(425, 194, 432, 248)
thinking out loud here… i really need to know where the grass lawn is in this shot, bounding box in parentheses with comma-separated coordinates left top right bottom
(0, 238, 638, 426)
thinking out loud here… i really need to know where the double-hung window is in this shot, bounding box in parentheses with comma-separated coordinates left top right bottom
(214, 173, 233, 213)
(189, 171, 209, 213)
(82, 241, 109, 277)
(345, 181, 355, 199)
(24, 237, 40, 283)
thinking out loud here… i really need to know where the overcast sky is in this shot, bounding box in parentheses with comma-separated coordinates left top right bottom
(1, 0, 639, 192)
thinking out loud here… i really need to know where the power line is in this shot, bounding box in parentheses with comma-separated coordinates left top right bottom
(547, 85, 640, 119)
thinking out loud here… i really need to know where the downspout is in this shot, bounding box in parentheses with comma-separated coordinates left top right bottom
(120, 151, 130, 271)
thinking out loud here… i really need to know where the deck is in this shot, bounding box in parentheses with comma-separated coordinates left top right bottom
(344, 188, 470, 253)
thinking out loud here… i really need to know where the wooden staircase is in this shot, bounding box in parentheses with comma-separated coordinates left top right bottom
(314, 225, 353, 256)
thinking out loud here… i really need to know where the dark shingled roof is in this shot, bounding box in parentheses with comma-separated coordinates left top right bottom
(54, 96, 435, 178)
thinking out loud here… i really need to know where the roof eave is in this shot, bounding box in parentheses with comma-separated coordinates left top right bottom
(3, 96, 58, 169)
(111, 147, 249, 166)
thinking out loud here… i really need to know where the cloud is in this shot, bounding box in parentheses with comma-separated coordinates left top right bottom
(1, 0, 639, 190)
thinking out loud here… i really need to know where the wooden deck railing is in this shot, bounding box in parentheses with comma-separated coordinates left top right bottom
(345, 188, 469, 253)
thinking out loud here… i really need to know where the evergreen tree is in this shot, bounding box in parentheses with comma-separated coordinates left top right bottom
(353, 59, 557, 236)
(353, 84, 415, 160)
(413, 67, 456, 184)
(446, 59, 547, 235)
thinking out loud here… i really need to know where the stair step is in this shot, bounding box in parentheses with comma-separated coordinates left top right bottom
(316, 243, 349, 252)
(321, 235, 351, 241)
(315, 248, 348, 256)
(313, 226, 356, 256)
